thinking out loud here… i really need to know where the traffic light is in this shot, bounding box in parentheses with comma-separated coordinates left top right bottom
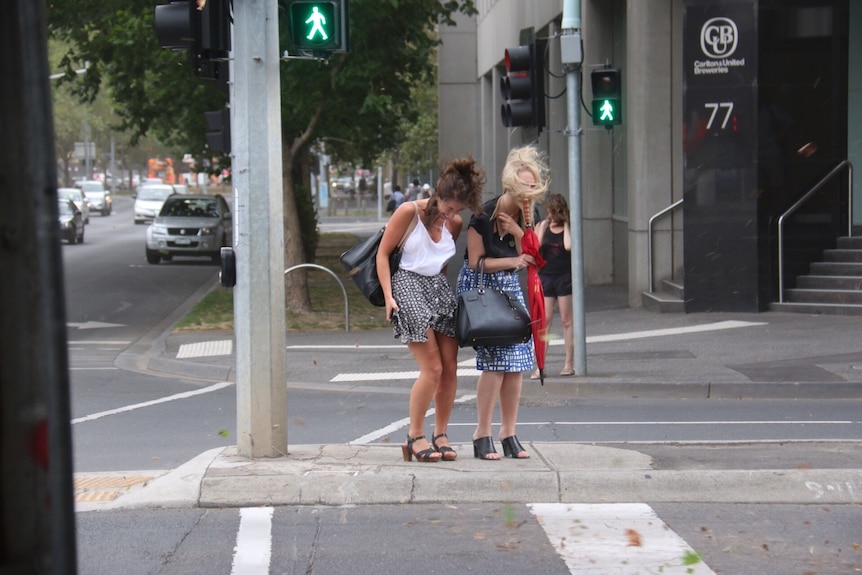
(155, 0, 231, 79)
(204, 108, 231, 153)
(500, 40, 545, 130)
(591, 68, 622, 127)
(283, 0, 349, 54)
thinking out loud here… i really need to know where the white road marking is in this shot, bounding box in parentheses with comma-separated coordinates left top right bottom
(443, 420, 854, 427)
(583, 319, 765, 344)
(529, 503, 716, 574)
(350, 394, 476, 444)
(67, 340, 132, 345)
(71, 381, 234, 424)
(231, 507, 273, 575)
(331, 367, 480, 382)
(290, 320, 767, 352)
(177, 339, 233, 358)
(67, 321, 125, 329)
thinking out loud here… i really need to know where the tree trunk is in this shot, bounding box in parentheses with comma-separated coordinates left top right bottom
(281, 137, 313, 312)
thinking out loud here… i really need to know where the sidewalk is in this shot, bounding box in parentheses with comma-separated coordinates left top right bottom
(81, 285, 862, 511)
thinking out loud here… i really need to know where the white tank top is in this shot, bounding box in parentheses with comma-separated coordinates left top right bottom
(398, 212, 455, 276)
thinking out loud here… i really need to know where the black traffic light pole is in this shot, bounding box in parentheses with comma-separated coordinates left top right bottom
(2, 1, 78, 572)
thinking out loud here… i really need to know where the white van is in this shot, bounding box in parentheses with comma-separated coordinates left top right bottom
(134, 185, 174, 224)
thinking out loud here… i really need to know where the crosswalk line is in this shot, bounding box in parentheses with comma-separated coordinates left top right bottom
(529, 503, 716, 574)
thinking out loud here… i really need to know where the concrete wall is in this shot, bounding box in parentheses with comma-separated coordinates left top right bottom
(443, 0, 687, 305)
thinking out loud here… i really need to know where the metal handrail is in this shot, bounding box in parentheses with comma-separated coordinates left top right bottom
(648, 198, 684, 293)
(284, 264, 350, 332)
(777, 160, 854, 303)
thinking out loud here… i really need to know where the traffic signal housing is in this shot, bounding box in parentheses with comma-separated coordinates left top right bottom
(500, 40, 546, 130)
(204, 108, 231, 153)
(282, 0, 349, 55)
(155, 0, 231, 79)
(591, 68, 622, 127)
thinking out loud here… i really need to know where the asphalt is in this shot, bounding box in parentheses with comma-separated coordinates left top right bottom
(75, 215, 862, 510)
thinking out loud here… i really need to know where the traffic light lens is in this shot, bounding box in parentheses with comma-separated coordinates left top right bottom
(590, 68, 622, 127)
(289, 1, 338, 49)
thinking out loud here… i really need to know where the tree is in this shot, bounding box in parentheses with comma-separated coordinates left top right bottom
(47, 0, 476, 310)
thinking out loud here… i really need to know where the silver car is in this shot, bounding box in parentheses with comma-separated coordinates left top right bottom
(145, 194, 232, 264)
(134, 184, 174, 224)
(77, 180, 112, 216)
(58, 187, 90, 224)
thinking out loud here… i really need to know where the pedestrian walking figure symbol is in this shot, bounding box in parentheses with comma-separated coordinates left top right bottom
(305, 7, 328, 41)
(600, 100, 615, 122)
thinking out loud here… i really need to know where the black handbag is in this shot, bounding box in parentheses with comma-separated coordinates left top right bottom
(456, 257, 532, 348)
(340, 203, 417, 307)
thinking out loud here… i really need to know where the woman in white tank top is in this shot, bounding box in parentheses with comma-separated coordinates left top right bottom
(376, 158, 485, 463)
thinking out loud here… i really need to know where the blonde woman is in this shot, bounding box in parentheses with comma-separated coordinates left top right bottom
(455, 145, 549, 460)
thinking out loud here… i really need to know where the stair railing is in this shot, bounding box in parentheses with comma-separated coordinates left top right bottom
(777, 160, 853, 303)
(648, 198, 684, 293)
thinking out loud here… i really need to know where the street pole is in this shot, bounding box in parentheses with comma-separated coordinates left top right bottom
(4, 1, 78, 571)
(232, 0, 288, 457)
(561, 0, 587, 376)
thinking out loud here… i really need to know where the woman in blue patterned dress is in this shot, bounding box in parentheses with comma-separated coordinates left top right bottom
(377, 158, 485, 462)
(456, 145, 550, 460)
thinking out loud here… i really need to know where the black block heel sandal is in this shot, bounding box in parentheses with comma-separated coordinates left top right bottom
(472, 436, 499, 460)
(401, 434, 441, 462)
(500, 435, 530, 459)
(432, 433, 457, 461)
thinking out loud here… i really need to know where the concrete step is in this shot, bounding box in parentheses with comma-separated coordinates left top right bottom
(641, 290, 685, 313)
(770, 301, 862, 315)
(785, 288, 862, 305)
(796, 275, 862, 290)
(823, 249, 862, 263)
(837, 236, 862, 249)
(809, 261, 862, 276)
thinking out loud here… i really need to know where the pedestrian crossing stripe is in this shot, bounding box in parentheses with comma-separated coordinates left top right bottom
(529, 503, 716, 574)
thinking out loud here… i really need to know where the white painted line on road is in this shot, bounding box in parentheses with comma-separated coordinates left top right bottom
(231, 507, 273, 575)
(583, 319, 766, 344)
(71, 381, 234, 424)
(331, 368, 481, 382)
(530, 503, 716, 574)
(443, 419, 854, 427)
(294, 320, 766, 355)
(67, 321, 125, 330)
(69, 367, 119, 371)
(350, 394, 476, 444)
(67, 340, 132, 345)
(177, 339, 233, 359)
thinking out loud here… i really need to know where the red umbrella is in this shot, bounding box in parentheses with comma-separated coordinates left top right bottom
(521, 200, 547, 384)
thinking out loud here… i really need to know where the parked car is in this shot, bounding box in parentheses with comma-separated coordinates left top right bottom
(76, 180, 112, 216)
(145, 194, 232, 264)
(57, 199, 84, 244)
(133, 184, 174, 224)
(57, 187, 90, 224)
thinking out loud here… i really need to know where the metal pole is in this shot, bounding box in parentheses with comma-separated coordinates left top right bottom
(4, 1, 78, 571)
(561, 0, 587, 376)
(232, 0, 287, 457)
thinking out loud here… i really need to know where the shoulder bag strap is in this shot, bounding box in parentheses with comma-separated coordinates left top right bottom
(396, 201, 419, 250)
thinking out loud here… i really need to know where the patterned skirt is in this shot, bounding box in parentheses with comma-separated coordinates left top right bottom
(455, 261, 534, 372)
(391, 269, 457, 343)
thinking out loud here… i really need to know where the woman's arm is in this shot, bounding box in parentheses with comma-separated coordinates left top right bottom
(376, 202, 414, 320)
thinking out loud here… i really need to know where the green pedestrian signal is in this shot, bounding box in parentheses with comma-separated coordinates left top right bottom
(592, 98, 621, 125)
(283, 0, 349, 54)
(591, 68, 622, 127)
